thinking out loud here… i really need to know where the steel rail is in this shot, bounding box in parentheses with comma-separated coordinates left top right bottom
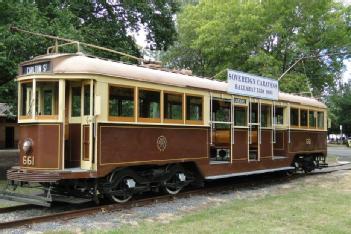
(0, 164, 349, 230)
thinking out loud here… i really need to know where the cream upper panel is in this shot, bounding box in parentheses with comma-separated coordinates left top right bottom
(18, 53, 327, 110)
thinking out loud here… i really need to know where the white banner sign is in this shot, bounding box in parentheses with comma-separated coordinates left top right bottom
(227, 69, 279, 100)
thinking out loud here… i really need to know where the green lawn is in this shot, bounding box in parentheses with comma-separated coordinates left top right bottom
(98, 172, 351, 234)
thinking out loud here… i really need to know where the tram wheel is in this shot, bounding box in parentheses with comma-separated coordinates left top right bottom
(107, 171, 135, 203)
(164, 165, 187, 195)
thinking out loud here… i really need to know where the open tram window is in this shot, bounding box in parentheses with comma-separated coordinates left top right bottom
(234, 106, 247, 126)
(138, 89, 160, 121)
(71, 86, 81, 117)
(317, 112, 324, 129)
(261, 105, 271, 127)
(309, 111, 316, 128)
(290, 108, 299, 126)
(275, 107, 284, 125)
(109, 86, 134, 121)
(212, 99, 231, 129)
(35, 81, 59, 117)
(210, 99, 231, 163)
(186, 95, 203, 124)
(20, 82, 32, 117)
(164, 93, 183, 122)
(300, 109, 308, 127)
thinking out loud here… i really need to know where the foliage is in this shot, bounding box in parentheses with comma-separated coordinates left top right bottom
(327, 81, 351, 135)
(0, 0, 179, 114)
(163, 0, 351, 95)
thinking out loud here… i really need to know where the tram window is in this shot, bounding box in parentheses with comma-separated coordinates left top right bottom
(309, 111, 316, 128)
(317, 112, 324, 128)
(20, 82, 32, 116)
(71, 87, 81, 117)
(290, 108, 299, 126)
(36, 81, 59, 116)
(109, 86, 134, 118)
(84, 85, 90, 115)
(261, 105, 271, 127)
(139, 89, 160, 119)
(186, 96, 203, 121)
(300, 109, 308, 127)
(234, 106, 247, 126)
(164, 93, 183, 120)
(212, 99, 230, 128)
(275, 107, 284, 125)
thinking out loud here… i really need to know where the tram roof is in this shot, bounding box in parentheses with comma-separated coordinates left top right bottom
(21, 53, 327, 109)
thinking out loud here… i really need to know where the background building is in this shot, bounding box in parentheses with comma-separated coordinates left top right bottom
(0, 103, 18, 149)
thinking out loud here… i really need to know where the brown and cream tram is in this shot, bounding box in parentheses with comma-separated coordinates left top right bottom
(2, 53, 327, 206)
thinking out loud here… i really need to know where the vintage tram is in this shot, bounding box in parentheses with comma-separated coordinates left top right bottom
(1, 52, 327, 206)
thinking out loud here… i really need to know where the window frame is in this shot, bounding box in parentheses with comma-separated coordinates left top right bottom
(317, 111, 325, 130)
(308, 110, 317, 129)
(234, 105, 248, 127)
(137, 87, 161, 123)
(185, 94, 204, 125)
(300, 109, 308, 128)
(290, 107, 300, 127)
(33, 80, 59, 120)
(108, 84, 136, 122)
(163, 91, 184, 124)
(70, 84, 82, 118)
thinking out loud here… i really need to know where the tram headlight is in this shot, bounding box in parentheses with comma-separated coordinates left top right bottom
(22, 139, 33, 154)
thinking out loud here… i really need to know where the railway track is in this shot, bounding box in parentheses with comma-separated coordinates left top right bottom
(0, 163, 350, 231)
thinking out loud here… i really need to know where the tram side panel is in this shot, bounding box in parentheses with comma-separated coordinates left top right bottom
(288, 130, 327, 157)
(96, 124, 209, 177)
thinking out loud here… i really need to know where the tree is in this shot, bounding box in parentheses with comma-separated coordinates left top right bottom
(327, 81, 351, 136)
(163, 0, 351, 95)
(0, 0, 179, 113)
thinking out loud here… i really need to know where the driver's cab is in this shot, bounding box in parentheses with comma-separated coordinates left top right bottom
(18, 71, 96, 172)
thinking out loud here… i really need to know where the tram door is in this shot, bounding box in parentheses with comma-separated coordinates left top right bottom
(81, 80, 95, 170)
(249, 101, 260, 160)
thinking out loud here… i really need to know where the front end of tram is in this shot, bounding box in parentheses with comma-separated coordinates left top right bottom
(0, 56, 97, 206)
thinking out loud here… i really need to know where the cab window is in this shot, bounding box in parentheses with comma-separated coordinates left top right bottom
(35, 81, 59, 116)
(20, 82, 32, 116)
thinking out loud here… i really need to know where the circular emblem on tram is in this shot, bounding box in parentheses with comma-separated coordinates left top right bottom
(156, 135, 167, 152)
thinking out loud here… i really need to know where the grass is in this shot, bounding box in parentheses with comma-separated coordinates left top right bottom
(95, 172, 351, 234)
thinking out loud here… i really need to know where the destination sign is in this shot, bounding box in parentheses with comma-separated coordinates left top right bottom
(22, 62, 51, 75)
(227, 69, 279, 100)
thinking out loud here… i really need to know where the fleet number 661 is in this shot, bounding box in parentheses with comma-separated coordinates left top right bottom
(23, 156, 35, 166)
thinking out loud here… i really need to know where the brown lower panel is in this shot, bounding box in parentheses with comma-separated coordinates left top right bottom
(18, 124, 62, 170)
(97, 124, 209, 177)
